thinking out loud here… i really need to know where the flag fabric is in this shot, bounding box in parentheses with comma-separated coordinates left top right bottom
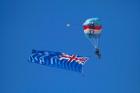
(28, 49, 88, 72)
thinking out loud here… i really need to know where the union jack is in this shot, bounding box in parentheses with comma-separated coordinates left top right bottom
(59, 53, 88, 64)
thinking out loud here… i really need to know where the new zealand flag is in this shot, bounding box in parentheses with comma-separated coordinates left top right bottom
(28, 49, 88, 72)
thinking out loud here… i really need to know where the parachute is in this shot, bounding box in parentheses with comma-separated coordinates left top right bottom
(83, 18, 102, 58)
(28, 49, 88, 73)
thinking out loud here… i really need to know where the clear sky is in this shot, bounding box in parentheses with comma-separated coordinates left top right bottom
(1, 0, 140, 93)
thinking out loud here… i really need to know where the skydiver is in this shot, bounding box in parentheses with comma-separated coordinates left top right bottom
(95, 48, 101, 59)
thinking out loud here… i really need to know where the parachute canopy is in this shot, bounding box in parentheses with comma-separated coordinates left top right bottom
(83, 18, 102, 37)
(28, 49, 88, 73)
(83, 18, 102, 58)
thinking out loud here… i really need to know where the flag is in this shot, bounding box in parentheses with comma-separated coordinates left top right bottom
(28, 49, 88, 72)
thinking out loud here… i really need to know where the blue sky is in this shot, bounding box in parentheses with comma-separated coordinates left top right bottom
(1, 0, 140, 93)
